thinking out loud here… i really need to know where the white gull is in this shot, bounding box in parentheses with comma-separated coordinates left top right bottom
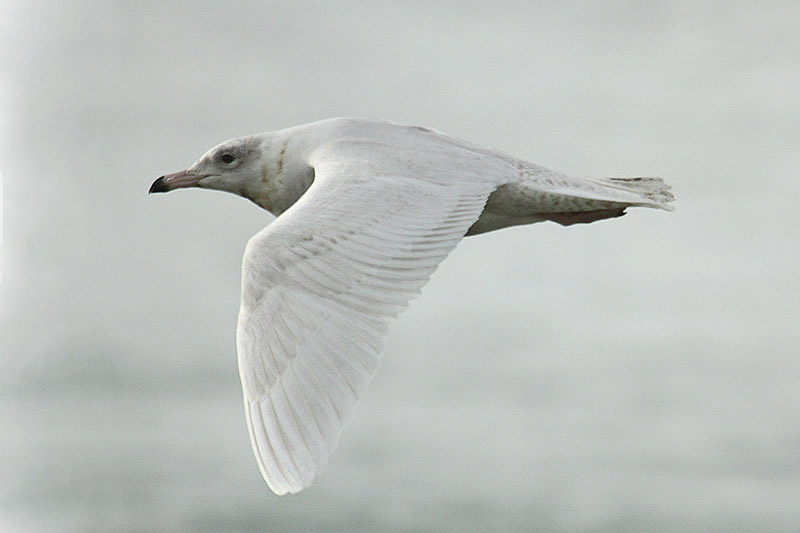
(149, 117, 674, 495)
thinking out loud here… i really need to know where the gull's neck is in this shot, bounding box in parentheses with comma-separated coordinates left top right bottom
(248, 130, 315, 216)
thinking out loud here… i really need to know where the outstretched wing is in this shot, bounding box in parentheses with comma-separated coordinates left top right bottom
(236, 143, 498, 494)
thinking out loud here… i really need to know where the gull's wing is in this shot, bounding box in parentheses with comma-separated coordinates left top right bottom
(236, 144, 498, 494)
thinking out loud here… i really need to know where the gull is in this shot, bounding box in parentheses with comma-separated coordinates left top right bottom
(149, 118, 674, 495)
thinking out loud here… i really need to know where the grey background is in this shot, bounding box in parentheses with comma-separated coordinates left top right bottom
(2, 1, 799, 531)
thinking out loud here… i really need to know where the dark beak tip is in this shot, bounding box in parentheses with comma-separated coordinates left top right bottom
(149, 176, 168, 194)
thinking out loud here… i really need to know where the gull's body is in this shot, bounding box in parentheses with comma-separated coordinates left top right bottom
(150, 117, 673, 495)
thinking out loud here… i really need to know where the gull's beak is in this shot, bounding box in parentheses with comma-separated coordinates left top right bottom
(149, 169, 207, 194)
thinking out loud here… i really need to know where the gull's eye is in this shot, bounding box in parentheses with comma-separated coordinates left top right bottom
(220, 153, 235, 164)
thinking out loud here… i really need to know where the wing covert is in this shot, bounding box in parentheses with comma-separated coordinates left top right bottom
(236, 152, 496, 494)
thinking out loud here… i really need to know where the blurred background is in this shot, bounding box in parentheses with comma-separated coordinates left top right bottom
(1, 1, 799, 531)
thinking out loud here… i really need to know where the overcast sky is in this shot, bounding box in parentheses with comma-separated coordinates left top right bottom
(1, 2, 799, 531)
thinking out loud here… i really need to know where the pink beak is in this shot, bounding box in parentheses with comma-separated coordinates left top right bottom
(149, 169, 207, 193)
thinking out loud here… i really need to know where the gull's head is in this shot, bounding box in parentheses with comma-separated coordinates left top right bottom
(150, 136, 264, 199)
(151, 132, 315, 215)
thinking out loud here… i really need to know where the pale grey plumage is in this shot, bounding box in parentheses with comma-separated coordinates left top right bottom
(150, 118, 674, 495)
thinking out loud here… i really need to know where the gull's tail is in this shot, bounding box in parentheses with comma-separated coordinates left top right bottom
(540, 176, 675, 226)
(593, 176, 675, 211)
(467, 171, 675, 233)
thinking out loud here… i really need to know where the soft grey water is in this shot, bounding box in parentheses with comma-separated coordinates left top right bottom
(2, 2, 799, 531)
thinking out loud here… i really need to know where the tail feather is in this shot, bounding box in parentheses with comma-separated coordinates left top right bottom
(468, 173, 674, 234)
(541, 176, 674, 226)
(593, 177, 675, 210)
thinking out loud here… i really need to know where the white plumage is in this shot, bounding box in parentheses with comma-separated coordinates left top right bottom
(150, 118, 674, 494)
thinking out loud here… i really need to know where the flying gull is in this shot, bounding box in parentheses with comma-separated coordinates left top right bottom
(149, 117, 674, 495)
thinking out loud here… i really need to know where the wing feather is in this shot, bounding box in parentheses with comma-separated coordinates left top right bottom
(236, 148, 498, 494)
